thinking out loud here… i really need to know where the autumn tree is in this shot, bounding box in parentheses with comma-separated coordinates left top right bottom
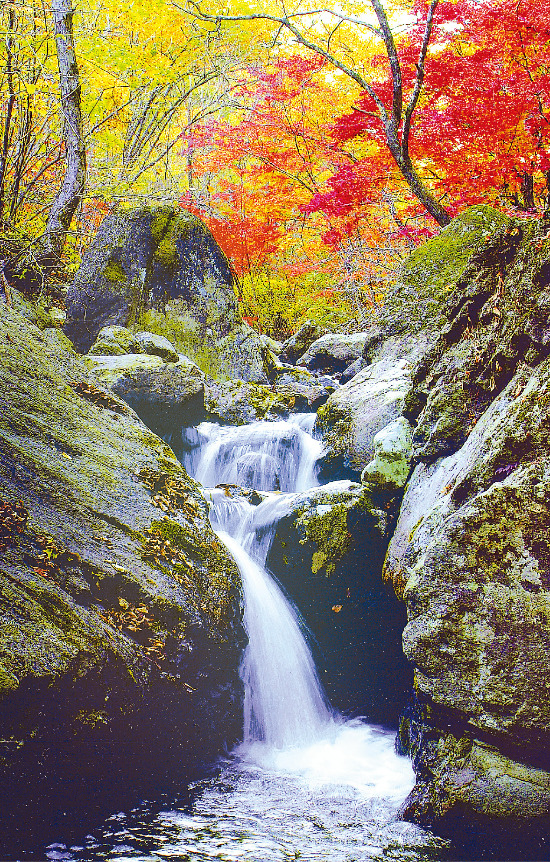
(184, 0, 452, 226)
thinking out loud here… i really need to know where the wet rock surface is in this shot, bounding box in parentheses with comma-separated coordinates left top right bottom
(267, 481, 411, 725)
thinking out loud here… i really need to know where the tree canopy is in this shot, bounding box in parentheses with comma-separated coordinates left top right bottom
(1, 0, 549, 330)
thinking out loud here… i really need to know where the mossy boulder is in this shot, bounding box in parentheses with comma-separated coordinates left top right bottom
(266, 482, 411, 724)
(297, 332, 368, 373)
(316, 340, 423, 478)
(361, 416, 414, 492)
(378, 205, 510, 341)
(316, 207, 513, 481)
(204, 378, 295, 425)
(382, 212, 550, 840)
(135, 310, 270, 383)
(215, 323, 271, 383)
(0, 299, 243, 850)
(85, 352, 206, 439)
(64, 204, 239, 354)
(273, 369, 337, 411)
(88, 326, 179, 362)
(280, 320, 327, 363)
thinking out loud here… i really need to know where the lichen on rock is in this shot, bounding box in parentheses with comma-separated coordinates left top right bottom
(0, 295, 244, 848)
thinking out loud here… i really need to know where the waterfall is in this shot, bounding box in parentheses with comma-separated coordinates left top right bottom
(189, 415, 331, 749)
(219, 530, 332, 748)
(188, 413, 413, 805)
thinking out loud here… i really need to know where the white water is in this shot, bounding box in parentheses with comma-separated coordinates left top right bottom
(187, 415, 415, 801)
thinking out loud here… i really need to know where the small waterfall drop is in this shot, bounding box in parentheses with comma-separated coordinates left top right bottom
(189, 413, 413, 802)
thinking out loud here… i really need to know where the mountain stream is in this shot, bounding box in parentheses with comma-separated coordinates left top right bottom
(46, 415, 445, 862)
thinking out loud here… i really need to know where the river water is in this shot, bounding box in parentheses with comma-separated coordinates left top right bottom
(45, 415, 446, 862)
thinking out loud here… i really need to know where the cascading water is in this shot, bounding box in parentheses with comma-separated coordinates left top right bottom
(186, 416, 415, 796)
(50, 414, 444, 862)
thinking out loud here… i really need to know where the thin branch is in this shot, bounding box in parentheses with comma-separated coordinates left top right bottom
(402, 0, 439, 154)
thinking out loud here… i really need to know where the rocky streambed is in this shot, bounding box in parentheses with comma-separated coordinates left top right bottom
(2, 202, 550, 859)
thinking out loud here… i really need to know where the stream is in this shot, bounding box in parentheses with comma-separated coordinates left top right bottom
(44, 414, 446, 862)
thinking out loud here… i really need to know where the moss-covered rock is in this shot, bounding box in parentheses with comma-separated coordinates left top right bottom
(384, 308, 550, 836)
(266, 482, 411, 724)
(361, 416, 414, 492)
(273, 369, 337, 411)
(64, 204, 239, 355)
(297, 332, 368, 373)
(85, 352, 206, 439)
(0, 299, 243, 850)
(316, 343, 423, 478)
(204, 378, 295, 425)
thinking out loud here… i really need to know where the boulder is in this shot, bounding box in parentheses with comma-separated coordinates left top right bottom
(296, 332, 367, 373)
(88, 326, 180, 362)
(386, 357, 550, 831)
(132, 330, 180, 362)
(259, 333, 283, 355)
(85, 353, 205, 438)
(379, 210, 550, 847)
(273, 368, 337, 411)
(317, 206, 511, 480)
(0, 300, 243, 849)
(64, 204, 239, 354)
(265, 481, 411, 723)
(279, 320, 327, 363)
(204, 379, 294, 425)
(88, 324, 135, 355)
(215, 323, 270, 383)
(340, 356, 364, 383)
(316, 339, 423, 477)
(361, 416, 414, 492)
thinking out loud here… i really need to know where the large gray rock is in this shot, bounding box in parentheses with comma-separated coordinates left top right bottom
(0, 300, 242, 847)
(85, 352, 206, 436)
(215, 323, 270, 383)
(297, 332, 367, 373)
(316, 338, 425, 476)
(204, 379, 294, 425)
(378, 210, 550, 843)
(65, 204, 239, 354)
(88, 325, 180, 362)
(279, 320, 327, 363)
(273, 368, 337, 411)
(385, 357, 550, 827)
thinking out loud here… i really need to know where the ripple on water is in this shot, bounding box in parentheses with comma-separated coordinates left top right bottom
(53, 743, 447, 862)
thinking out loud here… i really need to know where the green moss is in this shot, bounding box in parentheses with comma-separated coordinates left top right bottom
(150, 207, 173, 245)
(151, 211, 202, 272)
(135, 308, 224, 378)
(0, 664, 19, 694)
(75, 708, 109, 728)
(144, 519, 238, 628)
(103, 259, 127, 284)
(403, 206, 510, 302)
(298, 503, 352, 576)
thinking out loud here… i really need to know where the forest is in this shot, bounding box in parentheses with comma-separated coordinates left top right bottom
(1, 0, 549, 334)
(3, 3, 550, 859)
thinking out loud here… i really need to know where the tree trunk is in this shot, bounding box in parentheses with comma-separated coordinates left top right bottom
(520, 172, 535, 211)
(0, 4, 16, 228)
(40, 0, 86, 266)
